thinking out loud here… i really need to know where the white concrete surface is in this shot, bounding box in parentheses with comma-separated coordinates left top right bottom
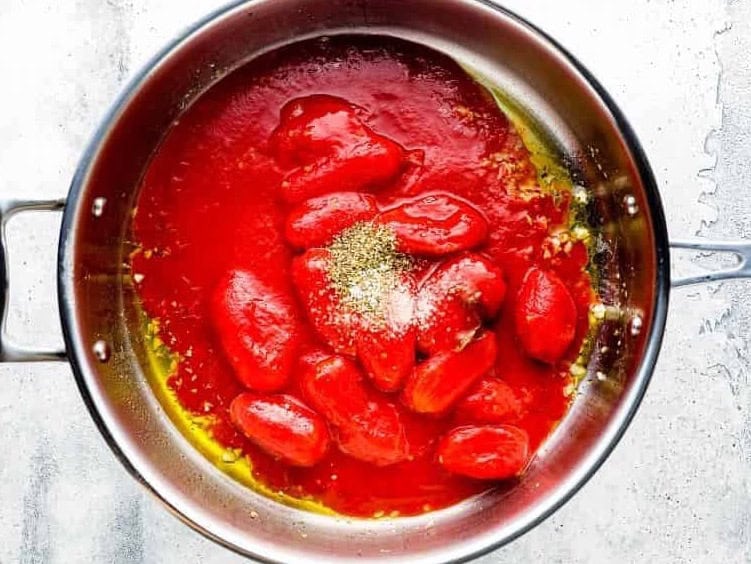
(0, 0, 747, 562)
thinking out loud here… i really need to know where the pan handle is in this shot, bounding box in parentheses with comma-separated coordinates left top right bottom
(0, 198, 67, 362)
(670, 238, 751, 288)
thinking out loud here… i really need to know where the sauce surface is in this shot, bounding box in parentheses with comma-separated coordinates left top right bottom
(131, 36, 594, 517)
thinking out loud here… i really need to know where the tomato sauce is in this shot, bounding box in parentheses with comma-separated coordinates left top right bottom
(131, 36, 594, 517)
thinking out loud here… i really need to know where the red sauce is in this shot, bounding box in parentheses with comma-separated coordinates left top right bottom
(131, 36, 593, 517)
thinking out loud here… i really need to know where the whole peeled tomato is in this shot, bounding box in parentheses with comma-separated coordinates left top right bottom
(284, 191, 379, 248)
(293, 247, 417, 393)
(269, 95, 405, 204)
(376, 192, 488, 256)
(230, 393, 329, 467)
(356, 326, 416, 393)
(439, 253, 506, 317)
(402, 331, 497, 415)
(514, 267, 577, 364)
(300, 354, 410, 466)
(291, 248, 356, 355)
(437, 424, 530, 480)
(279, 137, 403, 204)
(416, 253, 506, 354)
(415, 295, 480, 356)
(454, 378, 526, 424)
(211, 269, 300, 391)
(354, 273, 417, 393)
(270, 95, 360, 164)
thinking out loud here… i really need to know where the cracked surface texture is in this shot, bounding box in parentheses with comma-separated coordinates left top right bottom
(0, 0, 748, 562)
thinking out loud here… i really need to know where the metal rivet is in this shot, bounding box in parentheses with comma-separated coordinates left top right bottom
(624, 194, 639, 217)
(630, 314, 643, 336)
(91, 197, 107, 217)
(92, 340, 111, 362)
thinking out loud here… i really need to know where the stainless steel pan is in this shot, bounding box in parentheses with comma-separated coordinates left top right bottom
(2, 1, 749, 562)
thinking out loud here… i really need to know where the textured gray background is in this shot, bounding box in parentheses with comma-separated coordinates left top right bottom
(0, 0, 748, 562)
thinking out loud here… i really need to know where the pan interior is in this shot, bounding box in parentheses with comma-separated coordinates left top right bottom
(59, 1, 666, 562)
